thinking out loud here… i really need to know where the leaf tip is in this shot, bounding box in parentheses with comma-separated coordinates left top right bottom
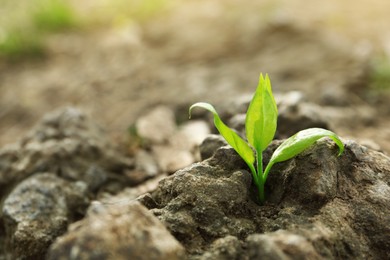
(259, 73, 265, 83)
(332, 135, 344, 157)
(188, 105, 194, 119)
(337, 144, 345, 157)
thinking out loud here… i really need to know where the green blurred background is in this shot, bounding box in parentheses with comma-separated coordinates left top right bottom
(0, 0, 176, 59)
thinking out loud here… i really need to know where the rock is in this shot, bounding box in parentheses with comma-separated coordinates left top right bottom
(0, 144, 21, 198)
(134, 150, 159, 177)
(275, 91, 305, 108)
(246, 230, 321, 260)
(135, 106, 177, 144)
(134, 108, 210, 174)
(199, 236, 244, 260)
(358, 138, 382, 152)
(123, 150, 159, 185)
(319, 83, 350, 106)
(98, 173, 167, 204)
(265, 139, 342, 207)
(227, 114, 246, 134)
(0, 107, 134, 196)
(147, 139, 390, 259)
(223, 94, 253, 116)
(2, 173, 89, 259)
(170, 120, 211, 152)
(149, 147, 256, 255)
(152, 145, 195, 173)
(47, 201, 186, 260)
(199, 134, 228, 160)
(152, 120, 210, 172)
(274, 91, 332, 138)
(0, 107, 140, 258)
(276, 101, 329, 139)
(320, 105, 376, 130)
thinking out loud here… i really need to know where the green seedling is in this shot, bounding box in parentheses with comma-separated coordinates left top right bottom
(189, 74, 344, 204)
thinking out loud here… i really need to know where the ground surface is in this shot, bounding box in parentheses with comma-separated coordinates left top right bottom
(0, 0, 389, 152)
(1, 2, 390, 258)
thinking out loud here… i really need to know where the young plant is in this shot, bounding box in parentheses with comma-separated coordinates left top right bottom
(189, 74, 344, 204)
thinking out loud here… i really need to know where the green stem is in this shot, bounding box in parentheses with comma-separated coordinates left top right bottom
(257, 151, 264, 204)
(263, 161, 274, 184)
(257, 152, 263, 178)
(256, 161, 275, 204)
(258, 179, 265, 203)
(248, 163, 258, 186)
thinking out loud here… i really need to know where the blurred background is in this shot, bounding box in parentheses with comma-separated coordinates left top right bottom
(0, 0, 389, 151)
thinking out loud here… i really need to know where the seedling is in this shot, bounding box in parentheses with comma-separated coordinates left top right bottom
(189, 74, 344, 204)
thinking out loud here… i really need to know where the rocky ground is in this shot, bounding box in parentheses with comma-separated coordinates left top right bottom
(1, 0, 390, 259)
(0, 104, 389, 259)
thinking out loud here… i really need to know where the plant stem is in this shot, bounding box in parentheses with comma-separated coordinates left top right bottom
(258, 162, 274, 204)
(258, 179, 265, 203)
(257, 151, 263, 179)
(257, 151, 265, 203)
(248, 163, 258, 186)
(263, 162, 274, 184)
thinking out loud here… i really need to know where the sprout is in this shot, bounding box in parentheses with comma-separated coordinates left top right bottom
(189, 74, 344, 204)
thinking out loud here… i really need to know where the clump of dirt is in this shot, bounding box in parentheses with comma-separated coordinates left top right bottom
(145, 138, 390, 259)
(47, 201, 186, 260)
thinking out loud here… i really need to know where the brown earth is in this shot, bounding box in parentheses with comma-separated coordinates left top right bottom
(1, 2, 390, 258)
(0, 0, 390, 153)
(2, 107, 389, 259)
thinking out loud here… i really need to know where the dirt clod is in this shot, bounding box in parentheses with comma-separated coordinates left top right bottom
(145, 139, 390, 259)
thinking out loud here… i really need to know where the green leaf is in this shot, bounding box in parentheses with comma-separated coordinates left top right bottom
(189, 102, 255, 168)
(246, 74, 278, 153)
(269, 128, 344, 165)
(262, 128, 344, 182)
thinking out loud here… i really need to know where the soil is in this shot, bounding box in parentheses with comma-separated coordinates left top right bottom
(0, 0, 390, 153)
(1, 0, 390, 259)
(1, 108, 389, 259)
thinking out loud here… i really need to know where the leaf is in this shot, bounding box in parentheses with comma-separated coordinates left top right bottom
(189, 102, 255, 167)
(269, 128, 344, 165)
(246, 74, 278, 153)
